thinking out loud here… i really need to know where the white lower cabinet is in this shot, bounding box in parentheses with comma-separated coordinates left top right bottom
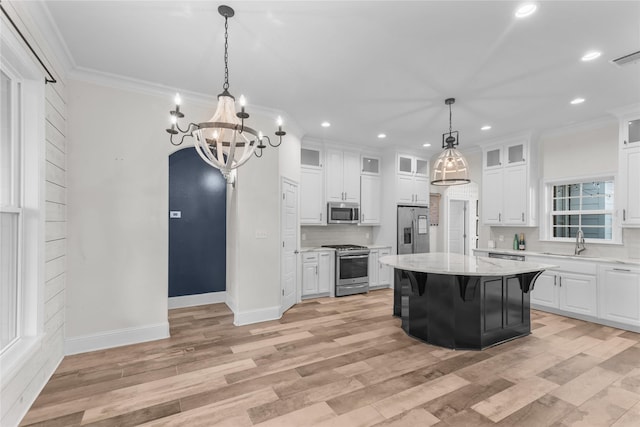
(598, 264, 640, 326)
(368, 247, 392, 289)
(528, 256, 597, 317)
(302, 250, 334, 298)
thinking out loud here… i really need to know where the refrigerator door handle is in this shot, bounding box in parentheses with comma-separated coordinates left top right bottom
(411, 219, 416, 254)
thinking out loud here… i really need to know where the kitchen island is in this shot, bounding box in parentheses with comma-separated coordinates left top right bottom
(379, 253, 555, 350)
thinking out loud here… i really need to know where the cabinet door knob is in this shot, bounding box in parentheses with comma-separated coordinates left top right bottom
(624, 140, 628, 145)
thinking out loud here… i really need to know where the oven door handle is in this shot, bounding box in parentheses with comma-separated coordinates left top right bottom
(340, 254, 369, 259)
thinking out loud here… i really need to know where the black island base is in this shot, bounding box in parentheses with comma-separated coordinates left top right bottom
(393, 269, 543, 350)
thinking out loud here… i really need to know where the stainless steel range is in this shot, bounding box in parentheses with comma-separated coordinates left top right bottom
(321, 244, 370, 296)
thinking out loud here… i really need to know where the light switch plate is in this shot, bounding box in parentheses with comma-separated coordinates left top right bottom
(255, 231, 268, 239)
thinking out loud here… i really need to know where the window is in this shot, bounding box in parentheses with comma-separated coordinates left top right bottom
(1, 66, 22, 354)
(549, 179, 615, 241)
(1, 25, 45, 376)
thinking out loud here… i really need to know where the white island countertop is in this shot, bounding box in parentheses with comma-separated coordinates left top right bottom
(379, 252, 557, 276)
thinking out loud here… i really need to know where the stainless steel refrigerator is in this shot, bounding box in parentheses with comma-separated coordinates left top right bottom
(397, 205, 430, 254)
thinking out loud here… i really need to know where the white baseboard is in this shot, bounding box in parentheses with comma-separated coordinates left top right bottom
(226, 293, 238, 314)
(233, 305, 281, 326)
(64, 322, 170, 355)
(168, 291, 227, 309)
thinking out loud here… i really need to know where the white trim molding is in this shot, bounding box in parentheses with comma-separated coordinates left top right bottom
(64, 322, 170, 355)
(168, 291, 227, 309)
(233, 306, 281, 326)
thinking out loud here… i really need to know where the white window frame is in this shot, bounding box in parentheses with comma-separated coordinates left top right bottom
(0, 18, 46, 382)
(540, 174, 622, 244)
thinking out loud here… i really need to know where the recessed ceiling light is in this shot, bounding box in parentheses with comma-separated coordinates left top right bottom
(377, 133, 386, 139)
(321, 121, 331, 128)
(581, 51, 601, 61)
(570, 98, 585, 105)
(423, 143, 431, 147)
(515, 3, 537, 18)
(481, 125, 492, 131)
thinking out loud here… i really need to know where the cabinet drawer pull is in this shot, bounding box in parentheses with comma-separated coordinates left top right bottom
(521, 212, 524, 221)
(623, 209, 626, 221)
(554, 275, 557, 286)
(498, 213, 501, 222)
(559, 276, 562, 287)
(613, 268, 631, 272)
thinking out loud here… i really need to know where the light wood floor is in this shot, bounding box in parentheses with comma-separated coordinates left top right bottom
(21, 289, 640, 426)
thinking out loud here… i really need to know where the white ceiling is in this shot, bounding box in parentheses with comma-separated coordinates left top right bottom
(43, 1, 640, 152)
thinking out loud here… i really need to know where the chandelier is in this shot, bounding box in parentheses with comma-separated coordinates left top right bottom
(166, 5, 285, 181)
(431, 98, 471, 186)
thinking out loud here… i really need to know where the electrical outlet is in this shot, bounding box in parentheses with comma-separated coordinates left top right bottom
(255, 231, 267, 239)
(499, 235, 504, 242)
(365, 232, 370, 239)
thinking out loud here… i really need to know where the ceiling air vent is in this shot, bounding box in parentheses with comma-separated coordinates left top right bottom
(612, 50, 640, 67)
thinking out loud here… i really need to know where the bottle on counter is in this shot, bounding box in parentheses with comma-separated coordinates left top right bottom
(513, 234, 519, 250)
(519, 233, 525, 250)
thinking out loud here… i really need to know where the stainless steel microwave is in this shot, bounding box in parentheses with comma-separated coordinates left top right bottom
(327, 202, 360, 224)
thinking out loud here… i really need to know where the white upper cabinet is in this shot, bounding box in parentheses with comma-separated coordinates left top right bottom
(481, 136, 536, 226)
(300, 143, 325, 225)
(621, 116, 640, 149)
(360, 175, 381, 225)
(395, 153, 429, 205)
(361, 156, 381, 175)
(300, 167, 325, 225)
(301, 146, 323, 168)
(326, 148, 360, 203)
(617, 111, 640, 227)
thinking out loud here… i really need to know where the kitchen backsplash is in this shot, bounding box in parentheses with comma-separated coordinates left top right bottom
(489, 227, 640, 260)
(302, 225, 373, 247)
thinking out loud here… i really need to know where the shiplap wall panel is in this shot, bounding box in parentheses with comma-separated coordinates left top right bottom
(45, 99, 65, 135)
(46, 182, 66, 204)
(45, 162, 65, 187)
(45, 274, 65, 302)
(45, 141, 65, 170)
(44, 256, 66, 282)
(45, 201, 66, 222)
(45, 239, 66, 261)
(1, 2, 68, 425)
(45, 121, 65, 152)
(45, 221, 66, 242)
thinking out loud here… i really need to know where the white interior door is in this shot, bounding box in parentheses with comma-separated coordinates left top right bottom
(448, 200, 466, 255)
(281, 179, 298, 314)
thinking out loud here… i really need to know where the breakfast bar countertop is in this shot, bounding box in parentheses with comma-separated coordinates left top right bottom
(379, 252, 557, 276)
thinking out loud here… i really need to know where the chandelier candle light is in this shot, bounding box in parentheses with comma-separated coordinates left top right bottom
(166, 5, 285, 181)
(431, 98, 471, 186)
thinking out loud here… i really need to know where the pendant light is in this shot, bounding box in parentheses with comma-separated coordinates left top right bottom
(165, 5, 285, 181)
(431, 98, 471, 186)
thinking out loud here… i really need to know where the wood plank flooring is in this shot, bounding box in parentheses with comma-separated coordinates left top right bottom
(20, 289, 640, 426)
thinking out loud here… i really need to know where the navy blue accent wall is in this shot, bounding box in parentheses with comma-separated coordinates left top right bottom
(169, 148, 226, 297)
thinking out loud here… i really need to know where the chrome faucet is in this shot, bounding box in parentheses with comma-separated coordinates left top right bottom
(575, 229, 586, 255)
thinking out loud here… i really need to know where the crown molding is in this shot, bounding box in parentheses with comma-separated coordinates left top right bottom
(68, 65, 303, 138)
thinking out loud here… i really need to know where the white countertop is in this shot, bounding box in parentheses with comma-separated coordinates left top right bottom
(474, 248, 640, 266)
(379, 252, 557, 276)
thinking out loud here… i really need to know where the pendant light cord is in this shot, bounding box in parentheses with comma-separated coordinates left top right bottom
(223, 15, 230, 91)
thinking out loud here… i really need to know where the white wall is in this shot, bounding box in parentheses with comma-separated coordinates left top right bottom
(1, 2, 66, 425)
(65, 80, 176, 352)
(541, 122, 618, 180)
